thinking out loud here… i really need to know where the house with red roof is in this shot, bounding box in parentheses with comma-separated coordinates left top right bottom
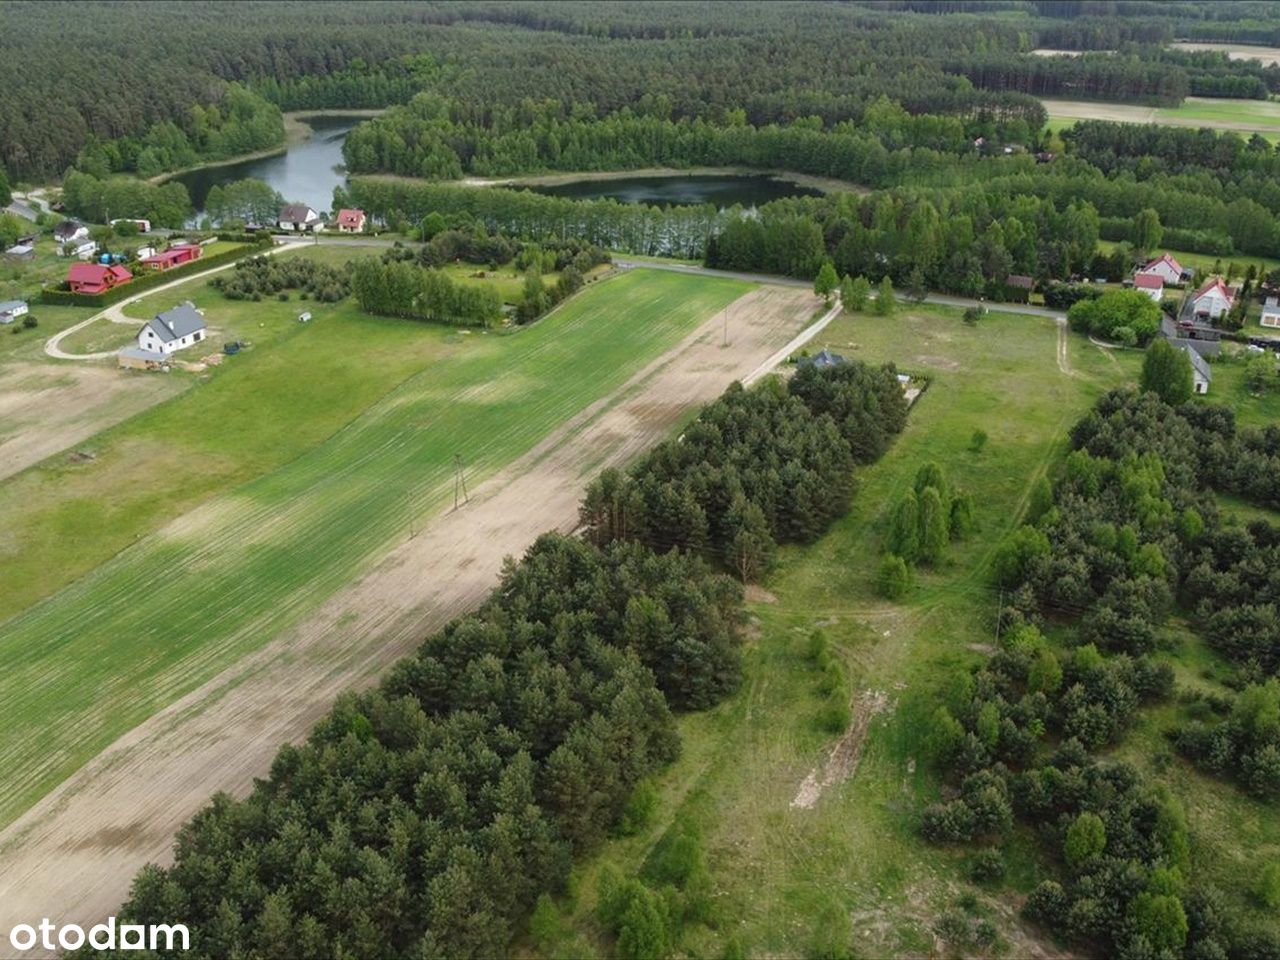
(334, 208, 366, 233)
(67, 262, 132, 295)
(1191, 277, 1234, 321)
(1132, 271, 1164, 302)
(1136, 253, 1185, 287)
(139, 244, 202, 272)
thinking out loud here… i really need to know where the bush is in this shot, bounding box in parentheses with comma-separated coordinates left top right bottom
(968, 848, 1006, 883)
(21, 315, 37, 329)
(878, 553, 911, 599)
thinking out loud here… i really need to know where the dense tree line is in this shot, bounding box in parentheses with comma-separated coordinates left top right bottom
(92, 534, 742, 959)
(210, 256, 350, 303)
(581, 361, 907, 582)
(349, 257, 502, 326)
(1174, 681, 1280, 799)
(60, 170, 192, 230)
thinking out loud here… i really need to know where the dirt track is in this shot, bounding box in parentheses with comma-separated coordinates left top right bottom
(0, 284, 822, 942)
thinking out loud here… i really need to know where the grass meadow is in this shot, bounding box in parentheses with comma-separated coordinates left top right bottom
(0, 263, 751, 830)
(531, 305, 1142, 958)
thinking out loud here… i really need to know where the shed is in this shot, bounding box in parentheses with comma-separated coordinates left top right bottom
(1184, 345, 1211, 395)
(4, 244, 35, 261)
(0, 300, 29, 324)
(118, 347, 169, 371)
(298, 311, 312, 323)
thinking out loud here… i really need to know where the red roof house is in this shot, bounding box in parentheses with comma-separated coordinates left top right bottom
(1132, 271, 1164, 301)
(335, 208, 366, 233)
(140, 244, 202, 271)
(1191, 277, 1235, 320)
(67, 263, 132, 295)
(1137, 253, 1185, 286)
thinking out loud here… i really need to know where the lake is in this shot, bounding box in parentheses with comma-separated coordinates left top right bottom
(172, 114, 361, 217)
(527, 173, 823, 208)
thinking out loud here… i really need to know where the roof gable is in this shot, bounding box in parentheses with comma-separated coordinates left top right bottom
(1193, 277, 1233, 303)
(145, 302, 205, 342)
(1133, 273, 1163, 289)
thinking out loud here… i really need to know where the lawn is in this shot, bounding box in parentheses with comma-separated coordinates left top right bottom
(0, 265, 752, 830)
(534, 306, 1139, 958)
(1097, 239, 1280, 278)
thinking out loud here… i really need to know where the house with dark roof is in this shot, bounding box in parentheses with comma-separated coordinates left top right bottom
(1160, 314, 1221, 358)
(1184, 345, 1211, 395)
(278, 204, 321, 232)
(800, 348, 847, 370)
(53, 219, 88, 244)
(67, 262, 132, 294)
(136, 302, 207, 356)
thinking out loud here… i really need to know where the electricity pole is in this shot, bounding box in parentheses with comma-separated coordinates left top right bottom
(453, 454, 469, 509)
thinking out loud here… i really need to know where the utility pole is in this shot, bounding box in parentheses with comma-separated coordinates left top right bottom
(453, 454, 469, 510)
(408, 491, 416, 539)
(722, 303, 731, 347)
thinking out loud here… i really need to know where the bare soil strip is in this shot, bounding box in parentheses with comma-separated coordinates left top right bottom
(0, 283, 821, 940)
(790, 689, 890, 809)
(0, 363, 182, 482)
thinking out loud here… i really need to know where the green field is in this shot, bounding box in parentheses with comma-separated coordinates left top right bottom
(1097, 238, 1280, 278)
(0, 264, 752, 830)
(1044, 96, 1280, 142)
(531, 306, 1140, 957)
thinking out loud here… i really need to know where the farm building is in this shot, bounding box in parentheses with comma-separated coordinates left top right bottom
(1137, 253, 1185, 286)
(1185, 345, 1211, 395)
(4, 244, 34, 261)
(1191, 277, 1234, 321)
(1262, 297, 1280, 328)
(136, 302, 207, 355)
(278, 204, 321, 232)
(1132, 272, 1164, 302)
(139, 244, 202, 271)
(117, 347, 169, 371)
(67, 262, 132, 295)
(0, 300, 29, 324)
(334, 208, 366, 233)
(52, 219, 88, 244)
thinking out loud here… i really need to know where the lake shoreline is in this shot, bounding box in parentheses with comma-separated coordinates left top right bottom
(450, 165, 869, 195)
(149, 109, 385, 186)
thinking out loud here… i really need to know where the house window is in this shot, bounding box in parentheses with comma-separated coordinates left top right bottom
(194, 331, 203, 342)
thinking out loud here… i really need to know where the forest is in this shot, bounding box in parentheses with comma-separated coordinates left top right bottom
(5, 1, 1280, 182)
(92, 362, 908, 959)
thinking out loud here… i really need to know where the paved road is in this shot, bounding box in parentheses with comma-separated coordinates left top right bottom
(613, 258, 1066, 320)
(45, 241, 310, 360)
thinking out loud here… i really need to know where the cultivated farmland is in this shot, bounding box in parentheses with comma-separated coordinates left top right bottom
(1043, 95, 1280, 139)
(0, 278, 826, 936)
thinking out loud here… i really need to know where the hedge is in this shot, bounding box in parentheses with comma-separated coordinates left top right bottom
(40, 238, 274, 308)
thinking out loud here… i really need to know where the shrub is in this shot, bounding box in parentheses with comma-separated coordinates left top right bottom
(1064, 811, 1106, 867)
(878, 553, 911, 599)
(1254, 862, 1280, 909)
(968, 848, 1006, 883)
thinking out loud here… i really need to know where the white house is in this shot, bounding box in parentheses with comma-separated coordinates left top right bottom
(278, 204, 321, 232)
(63, 239, 99, 260)
(1262, 297, 1280, 328)
(1132, 272, 1164, 302)
(1137, 253, 1185, 286)
(52, 219, 89, 245)
(1191, 277, 1234, 321)
(1184, 345, 1211, 395)
(136, 302, 207, 356)
(0, 300, 28, 324)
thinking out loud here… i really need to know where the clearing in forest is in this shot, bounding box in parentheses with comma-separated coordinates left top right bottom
(1043, 96, 1280, 138)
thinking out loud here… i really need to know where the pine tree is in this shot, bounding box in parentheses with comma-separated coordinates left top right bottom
(875, 275, 896, 315)
(918, 487, 949, 564)
(1140, 338, 1194, 405)
(886, 490, 920, 562)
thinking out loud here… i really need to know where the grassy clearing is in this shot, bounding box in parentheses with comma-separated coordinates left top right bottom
(1044, 96, 1280, 142)
(0, 266, 752, 830)
(1097, 238, 1280, 277)
(537, 306, 1139, 958)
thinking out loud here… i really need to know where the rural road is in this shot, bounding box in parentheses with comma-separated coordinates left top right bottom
(43, 241, 309, 360)
(0, 283, 831, 948)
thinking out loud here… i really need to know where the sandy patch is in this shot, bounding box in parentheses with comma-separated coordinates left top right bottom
(0, 282, 825, 944)
(791, 689, 891, 809)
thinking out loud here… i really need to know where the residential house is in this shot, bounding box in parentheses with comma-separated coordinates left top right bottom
(801, 348, 846, 370)
(334, 208, 366, 233)
(136, 302, 207, 355)
(4, 244, 34, 262)
(0, 300, 28, 324)
(139, 244, 202, 271)
(67, 262, 132, 295)
(1191, 277, 1234, 321)
(1185, 345, 1211, 395)
(1136, 253, 1185, 286)
(1132, 271, 1164, 302)
(278, 204, 321, 232)
(52, 219, 89, 245)
(1004, 274, 1035, 303)
(1262, 296, 1280, 328)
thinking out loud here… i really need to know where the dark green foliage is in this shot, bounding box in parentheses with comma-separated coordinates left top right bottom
(1174, 681, 1280, 798)
(918, 486, 949, 565)
(1141, 338, 1195, 406)
(101, 533, 745, 958)
(210, 254, 350, 302)
(878, 554, 911, 600)
(350, 257, 501, 326)
(1068, 290, 1162, 345)
(61, 169, 193, 229)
